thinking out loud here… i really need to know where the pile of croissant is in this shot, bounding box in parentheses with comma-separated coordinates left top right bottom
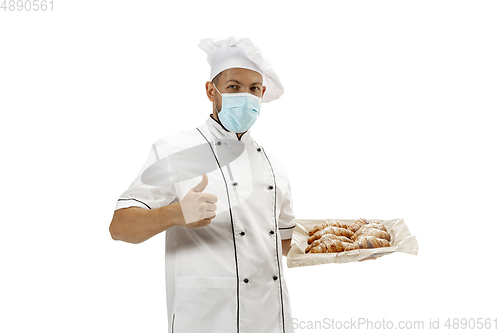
(305, 218, 392, 254)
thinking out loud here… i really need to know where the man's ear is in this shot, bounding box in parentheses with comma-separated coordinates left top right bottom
(205, 81, 216, 102)
(261, 86, 267, 98)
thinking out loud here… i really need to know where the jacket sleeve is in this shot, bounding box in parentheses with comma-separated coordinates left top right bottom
(114, 139, 179, 211)
(278, 174, 296, 240)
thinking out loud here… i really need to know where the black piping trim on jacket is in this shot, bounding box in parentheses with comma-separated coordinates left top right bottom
(279, 224, 296, 230)
(117, 198, 151, 209)
(196, 127, 241, 333)
(259, 145, 286, 333)
(172, 313, 175, 333)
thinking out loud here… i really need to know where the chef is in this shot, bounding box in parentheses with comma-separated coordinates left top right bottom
(109, 37, 297, 333)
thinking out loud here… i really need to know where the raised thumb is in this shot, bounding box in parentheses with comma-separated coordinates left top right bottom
(191, 173, 208, 193)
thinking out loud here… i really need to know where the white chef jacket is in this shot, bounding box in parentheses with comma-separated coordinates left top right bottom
(114, 114, 297, 333)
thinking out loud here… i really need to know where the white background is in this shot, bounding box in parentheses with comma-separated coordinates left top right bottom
(1, 1, 499, 332)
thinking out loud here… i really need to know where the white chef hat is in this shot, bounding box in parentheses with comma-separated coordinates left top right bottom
(198, 36, 284, 103)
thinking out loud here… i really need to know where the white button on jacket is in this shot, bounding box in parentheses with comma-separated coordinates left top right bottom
(114, 114, 297, 333)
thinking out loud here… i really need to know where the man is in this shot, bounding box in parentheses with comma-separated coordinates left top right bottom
(109, 37, 296, 333)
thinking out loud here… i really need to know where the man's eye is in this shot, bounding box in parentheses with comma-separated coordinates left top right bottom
(228, 85, 238, 89)
(251, 87, 260, 90)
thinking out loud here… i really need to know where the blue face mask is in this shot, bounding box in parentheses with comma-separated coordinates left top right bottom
(213, 84, 262, 133)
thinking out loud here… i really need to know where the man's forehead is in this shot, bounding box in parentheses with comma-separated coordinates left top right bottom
(221, 68, 263, 84)
(225, 79, 263, 86)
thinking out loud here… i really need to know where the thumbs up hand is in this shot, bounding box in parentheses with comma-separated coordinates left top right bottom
(179, 173, 218, 227)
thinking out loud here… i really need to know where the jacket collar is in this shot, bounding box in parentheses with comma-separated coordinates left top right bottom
(205, 114, 253, 143)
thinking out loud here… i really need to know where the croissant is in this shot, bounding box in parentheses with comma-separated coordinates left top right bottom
(344, 236, 391, 251)
(352, 228, 391, 241)
(305, 234, 353, 253)
(308, 219, 349, 236)
(308, 226, 354, 244)
(308, 238, 350, 253)
(367, 222, 387, 232)
(352, 223, 388, 239)
(347, 218, 368, 233)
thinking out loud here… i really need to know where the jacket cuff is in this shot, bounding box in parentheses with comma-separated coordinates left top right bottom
(115, 198, 151, 211)
(279, 224, 296, 240)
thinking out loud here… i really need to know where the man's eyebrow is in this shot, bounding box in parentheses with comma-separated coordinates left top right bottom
(225, 79, 263, 86)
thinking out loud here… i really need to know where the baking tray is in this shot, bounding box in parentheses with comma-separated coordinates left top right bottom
(287, 218, 418, 268)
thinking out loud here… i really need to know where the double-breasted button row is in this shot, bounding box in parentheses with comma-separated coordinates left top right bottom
(242, 277, 277, 283)
(240, 230, 275, 236)
(231, 181, 273, 190)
